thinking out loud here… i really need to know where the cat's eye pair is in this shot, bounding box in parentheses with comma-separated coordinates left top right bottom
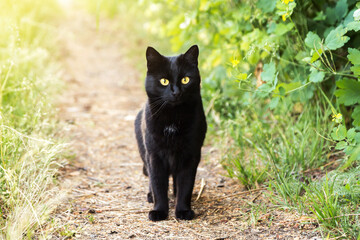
(159, 77, 190, 86)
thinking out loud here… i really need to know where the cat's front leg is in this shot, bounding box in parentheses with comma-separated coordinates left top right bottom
(148, 153, 169, 221)
(175, 160, 198, 220)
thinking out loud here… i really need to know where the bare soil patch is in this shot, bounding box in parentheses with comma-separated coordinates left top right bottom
(53, 7, 321, 240)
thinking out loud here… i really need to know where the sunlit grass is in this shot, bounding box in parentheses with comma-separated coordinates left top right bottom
(0, 0, 65, 238)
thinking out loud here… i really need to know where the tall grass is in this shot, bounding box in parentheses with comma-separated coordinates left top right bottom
(220, 93, 333, 188)
(0, 0, 65, 238)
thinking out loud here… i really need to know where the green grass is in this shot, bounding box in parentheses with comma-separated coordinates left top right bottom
(217, 90, 360, 238)
(219, 93, 333, 188)
(0, 0, 65, 238)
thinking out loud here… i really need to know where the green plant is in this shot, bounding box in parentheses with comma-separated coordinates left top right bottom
(269, 173, 306, 212)
(0, 0, 65, 238)
(304, 172, 360, 238)
(87, 214, 95, 224)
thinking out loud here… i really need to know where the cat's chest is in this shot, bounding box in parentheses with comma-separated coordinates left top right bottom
(163, 123, 179, 137)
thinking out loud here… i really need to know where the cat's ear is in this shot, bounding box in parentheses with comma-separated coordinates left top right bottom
(183, 45, 199, 66)
(146, 47, 164, 68)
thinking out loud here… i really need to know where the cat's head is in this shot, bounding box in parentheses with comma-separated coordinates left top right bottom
(145, 45, 200, 105)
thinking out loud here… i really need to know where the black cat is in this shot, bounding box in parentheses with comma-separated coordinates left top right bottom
(134, 45, 207, 221)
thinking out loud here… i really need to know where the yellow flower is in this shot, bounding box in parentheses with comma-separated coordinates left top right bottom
(231, 58, 240, 68)
(332, 113, 342, 123)
(282, 13, 289, 21)
(282, 0, 294, 4)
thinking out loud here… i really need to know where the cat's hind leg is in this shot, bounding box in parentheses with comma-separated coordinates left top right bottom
(147, 184, 153, 203)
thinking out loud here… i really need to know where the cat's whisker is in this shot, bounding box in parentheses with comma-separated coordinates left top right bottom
(149, 101, 164, 112)
(148, 99, 166, 111)
(148, 101, 167, 120)
(149, 96, 163, 101)
(149, 99, 163, 106)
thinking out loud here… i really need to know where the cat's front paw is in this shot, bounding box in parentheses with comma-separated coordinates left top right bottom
(175, 210, 195, 220)
(149, 210, 168, 221)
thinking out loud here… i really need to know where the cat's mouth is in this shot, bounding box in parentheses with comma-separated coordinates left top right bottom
(167, 98, 183, 105)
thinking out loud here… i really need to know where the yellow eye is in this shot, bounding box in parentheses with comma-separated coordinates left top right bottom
(160, 78, 169, 86)
(181, 76, 190, 84)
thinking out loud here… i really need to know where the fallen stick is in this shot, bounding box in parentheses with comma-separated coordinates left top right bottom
(205, 187, 267, 202)
(196, 178, 206, 201)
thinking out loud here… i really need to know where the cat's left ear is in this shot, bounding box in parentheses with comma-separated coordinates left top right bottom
(183, 45, 199, 66)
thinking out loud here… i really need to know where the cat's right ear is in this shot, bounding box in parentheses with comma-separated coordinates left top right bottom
(146, 47, 163, 69)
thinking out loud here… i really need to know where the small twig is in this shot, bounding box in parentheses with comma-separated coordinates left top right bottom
(205, 188, 267, 202)
(214, 229, 244, 240)
(301, 159, 339, 174)
(323, 213, 360, 220)
(251, 192, 263, 203)
(196, 178, 206, 201)
(95, 208, 147, 214)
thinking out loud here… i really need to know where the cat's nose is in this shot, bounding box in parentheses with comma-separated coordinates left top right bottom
(171, 87, 180, 98)
(172, 91, 180, 98)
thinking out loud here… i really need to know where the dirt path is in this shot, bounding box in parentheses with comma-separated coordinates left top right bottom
(53, 6, 321, 240)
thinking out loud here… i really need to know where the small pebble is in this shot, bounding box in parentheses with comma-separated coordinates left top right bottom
(88, 209, 96, 214)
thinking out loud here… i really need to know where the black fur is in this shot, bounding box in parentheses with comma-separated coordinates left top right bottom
(134, 45, 207, 221)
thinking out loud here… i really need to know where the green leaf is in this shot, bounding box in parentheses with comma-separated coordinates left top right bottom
(354, 9, 360, 21)
(274, 23, 294, 35)
(340, 145, 360, 170)
(310, 49, 323, 63)
(331, 125, 347, 141)
(325, 26, 350, 50)
(326, 7, 337, 25)
(335, 141, 348, 150)
(344, 9, 356, 25)
(279, 86, 286, 96)
(257, 0, 276, 13)
(350, 65, 360, 76)
(305, 31, 322, 49)
(314, 11, 326, 21)
(261, 62, 276, 83)
(335, 78, 360, 105)
(309, 69, 325, 83)
(347, 128, 356, 141)
(268, 97, 280, 110)
(335, 0, 348, 20)
(355, 132, 360, 143)
(348, 48, 360, 65)
(347, 21, 360, 32)
(274, 82, 301, 95)
(344, 145, 354, 155)
(352, 105, 360, 127)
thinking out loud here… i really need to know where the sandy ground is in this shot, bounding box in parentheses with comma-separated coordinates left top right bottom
(52, 6, 322, 240)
